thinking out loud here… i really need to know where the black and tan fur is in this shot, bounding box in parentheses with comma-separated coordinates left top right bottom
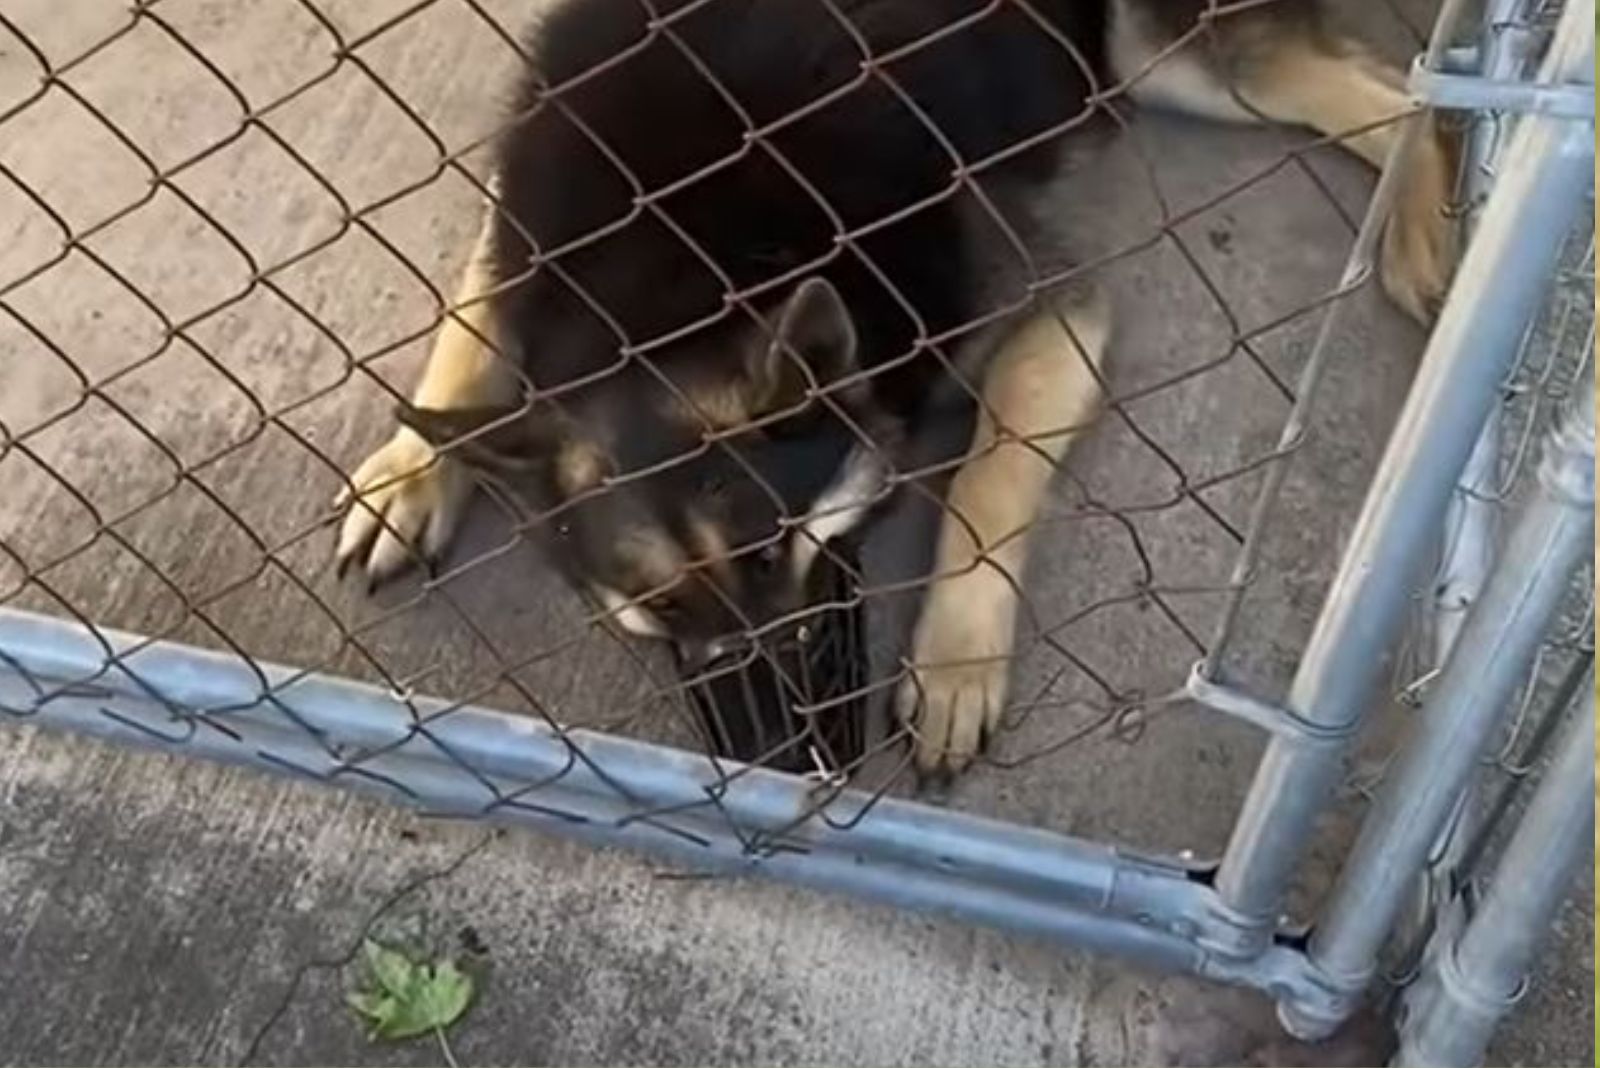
(335, 0, 1455, 776)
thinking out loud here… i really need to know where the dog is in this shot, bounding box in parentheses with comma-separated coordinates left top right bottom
(334, 0, 1454, 777)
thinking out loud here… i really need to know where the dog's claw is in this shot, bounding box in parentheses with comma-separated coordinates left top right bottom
(333, 427, 472, 591)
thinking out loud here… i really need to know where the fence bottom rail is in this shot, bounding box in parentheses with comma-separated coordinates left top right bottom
(0, 605, 1342, 1001)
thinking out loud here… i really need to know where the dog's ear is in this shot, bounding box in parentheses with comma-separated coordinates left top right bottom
(747, 278, 859, 412)
(395, 402, 546, 472)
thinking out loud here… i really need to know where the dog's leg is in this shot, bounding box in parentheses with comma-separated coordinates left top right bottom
(334, 199, 519, 584)
(897, 290, 1109, 777)
(1109, 1, 1455, 323)
(1231, 39, 1456, 325)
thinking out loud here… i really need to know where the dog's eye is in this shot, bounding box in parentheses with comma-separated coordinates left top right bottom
(756, 542, 784, 571)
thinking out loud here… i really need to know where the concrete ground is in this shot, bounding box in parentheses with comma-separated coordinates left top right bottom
(0, 0, 1591, 1065)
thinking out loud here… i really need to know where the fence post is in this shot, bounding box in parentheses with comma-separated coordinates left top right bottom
(1392, 673, 1595, 1067)
(1429, 0, 1534, 669)
(1208, 0, 1595, 989)
(1404, 0, 1536, 952)
(1278, 351, 1594, 1035)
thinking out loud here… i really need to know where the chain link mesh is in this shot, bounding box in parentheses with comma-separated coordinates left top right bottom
(1, 0, 1454, 851)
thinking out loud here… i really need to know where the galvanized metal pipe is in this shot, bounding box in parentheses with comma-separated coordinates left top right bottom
(0, 604, 1234, 962)
(1432, 0, 1531, 669)
(1276, 357, 1594, 1037)
(1393, 683, 1594, 1067)
(1212, 0, 1594, 973)
(1410, 2, 1530, 925)
(0, 646, 1225, 971)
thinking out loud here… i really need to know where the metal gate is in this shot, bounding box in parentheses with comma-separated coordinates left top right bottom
(1, 0, 1591, 1063)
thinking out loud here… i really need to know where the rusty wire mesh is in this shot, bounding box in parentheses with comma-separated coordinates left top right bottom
(0, 0, 1445, 853)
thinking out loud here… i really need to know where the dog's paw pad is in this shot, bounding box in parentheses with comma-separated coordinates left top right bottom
(895, 579, 1014, 779)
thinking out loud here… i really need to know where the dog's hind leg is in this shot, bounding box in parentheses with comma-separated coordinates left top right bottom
(896, 289, 1109, 778)
(334, 196, 520, 585)
(1108, 0, 1455, 323)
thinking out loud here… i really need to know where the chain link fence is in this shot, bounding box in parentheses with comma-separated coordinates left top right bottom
(0, 0, 1591, 1062)
(0, 0, 1429, 838)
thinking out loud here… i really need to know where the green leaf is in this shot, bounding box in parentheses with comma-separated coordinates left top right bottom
(346, 990, 387, 1018)
(362, 939, 418, 998)
(410, 960, 474, 1033)
(346, 990, 400, 1039)
(349, 940, 476, 1042)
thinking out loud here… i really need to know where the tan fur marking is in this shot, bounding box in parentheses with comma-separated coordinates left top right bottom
(683, 510, 737, 589)
(937, 295, 1107, 588)
(616, 525, 685, 588)
(413, 204, 520, 411)
(335, 197, 524, 584)
(899, 293, 1109, 775)
(1110, 1, 1454, 325)
(1109, 3, 1259, 123)
(1242, 43, 1456, 323)
(1246, 45, 1410, 168)
(678, 382, 753, 431)
(554, 439, 610, 496)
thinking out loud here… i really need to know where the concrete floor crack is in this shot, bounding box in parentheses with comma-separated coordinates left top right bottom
(236, 828, 500, 1066)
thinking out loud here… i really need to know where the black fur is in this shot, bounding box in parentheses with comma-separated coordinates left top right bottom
(489, 0, 1106, 426)
(382, 0, 1367, 765)
(442, 0, 1119, 648)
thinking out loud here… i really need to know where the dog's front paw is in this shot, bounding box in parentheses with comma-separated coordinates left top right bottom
(895, 575, 1016, 779)
(334, 427, 472, 588)
(1382, 118, 1458, 325)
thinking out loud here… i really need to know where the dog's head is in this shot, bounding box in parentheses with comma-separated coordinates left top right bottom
(400, 278, 895, 667)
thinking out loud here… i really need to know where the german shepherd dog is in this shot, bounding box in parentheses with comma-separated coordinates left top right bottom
(334, 0, 1453, 776)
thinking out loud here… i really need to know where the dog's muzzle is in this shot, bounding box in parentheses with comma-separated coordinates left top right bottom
(676, 543, 867, 777)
